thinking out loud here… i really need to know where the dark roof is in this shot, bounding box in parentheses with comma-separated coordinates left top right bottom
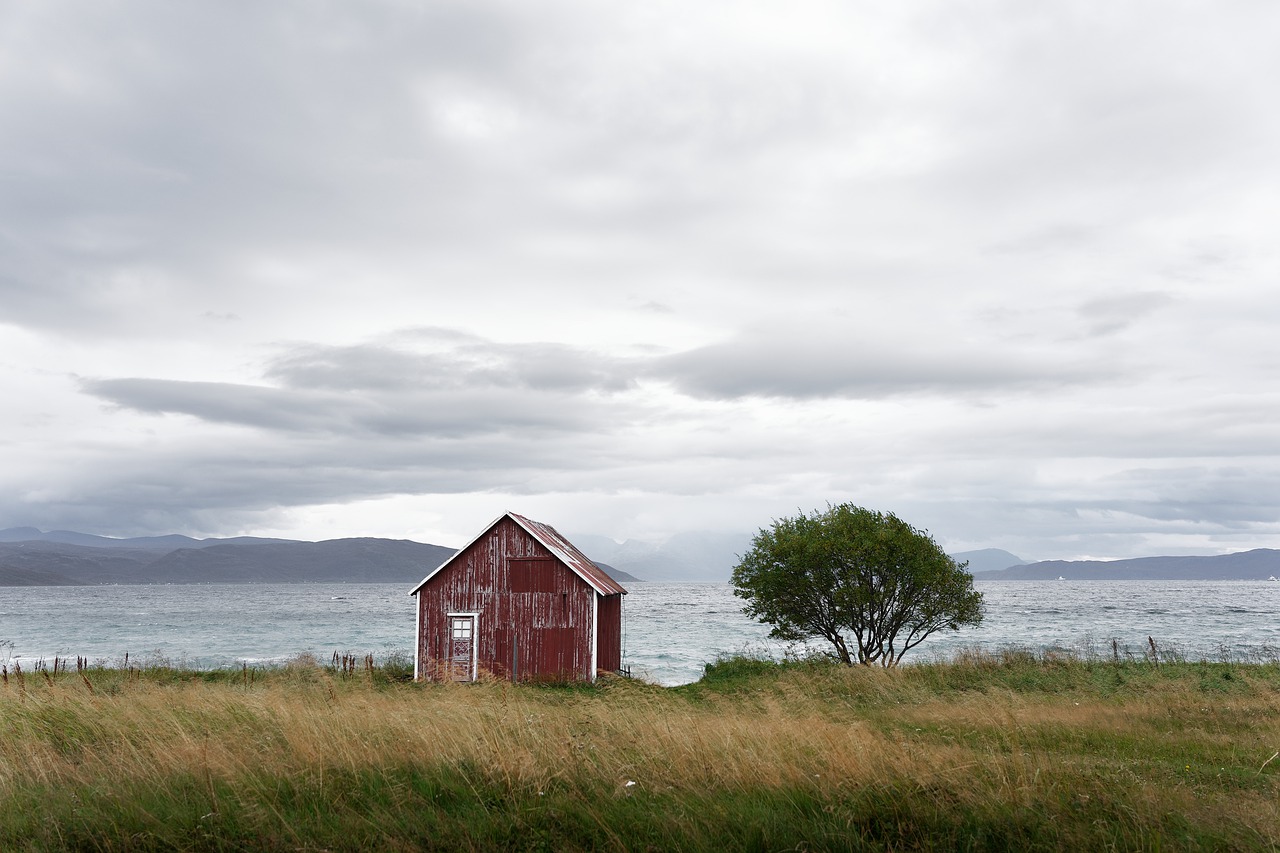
(409, 511, 628, 597)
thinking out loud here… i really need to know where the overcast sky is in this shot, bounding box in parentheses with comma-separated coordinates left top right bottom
(3, 1, 1279, 562)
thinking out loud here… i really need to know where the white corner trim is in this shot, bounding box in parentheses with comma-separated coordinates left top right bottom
(413, 591, 421, 680)
(590, 592, 599, 682)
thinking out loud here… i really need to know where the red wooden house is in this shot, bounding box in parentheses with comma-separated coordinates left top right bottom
(410, 512, 627, 682)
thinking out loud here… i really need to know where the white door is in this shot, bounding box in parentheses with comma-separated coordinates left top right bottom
(448, 615, 476, 682)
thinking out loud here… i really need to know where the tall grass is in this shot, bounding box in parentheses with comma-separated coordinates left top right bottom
(2, 651, 1278, 851)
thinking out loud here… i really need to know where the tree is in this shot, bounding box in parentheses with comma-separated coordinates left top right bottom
(731, 504, 983, 666)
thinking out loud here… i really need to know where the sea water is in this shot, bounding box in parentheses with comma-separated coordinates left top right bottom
(2, 581, 1278, 685)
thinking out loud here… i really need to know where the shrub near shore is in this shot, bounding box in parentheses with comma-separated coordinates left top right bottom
(1, 650, 1278, 851)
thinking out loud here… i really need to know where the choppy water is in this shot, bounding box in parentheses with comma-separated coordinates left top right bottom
(2, 581, 1278, 685)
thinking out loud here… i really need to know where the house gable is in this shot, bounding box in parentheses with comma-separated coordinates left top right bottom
(409, 511, 627, 598)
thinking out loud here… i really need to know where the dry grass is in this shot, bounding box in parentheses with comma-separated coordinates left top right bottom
(2, 655, 1279, 850)
(2, 676, 890, 796)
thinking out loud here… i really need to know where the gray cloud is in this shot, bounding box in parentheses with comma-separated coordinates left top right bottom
(0, 2, 559, 335)
(1077, 292, 1175, 337)
(81, 378, 341, 432)
(653, 330, 1101, 400)
(81, 377, 630, 440)
(266, 341, 636, 395)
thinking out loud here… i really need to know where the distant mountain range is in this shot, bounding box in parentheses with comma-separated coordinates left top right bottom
(972, 549, 1280, 581)
(5, 526, 1274, 585)
(926, 547, 1280, 580)
(0, 528, 641, 586)
(950, 548, 1027, 573)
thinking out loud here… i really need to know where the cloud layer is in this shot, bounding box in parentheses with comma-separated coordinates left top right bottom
(3, 1, 1279, 561)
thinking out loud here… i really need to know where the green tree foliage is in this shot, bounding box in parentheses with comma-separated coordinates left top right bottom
(732, 504, 984, 666)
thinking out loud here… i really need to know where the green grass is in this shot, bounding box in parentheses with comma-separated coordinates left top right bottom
(2, 650, 1279, 851)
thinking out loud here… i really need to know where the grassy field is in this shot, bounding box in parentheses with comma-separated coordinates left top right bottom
(2, 649, 1278, 851)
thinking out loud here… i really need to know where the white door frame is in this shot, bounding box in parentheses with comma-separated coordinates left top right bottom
(446, 611, 480, 682)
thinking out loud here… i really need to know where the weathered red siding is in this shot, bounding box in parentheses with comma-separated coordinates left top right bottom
(416, 516, 605, 682)
(596, 593, 622, 673)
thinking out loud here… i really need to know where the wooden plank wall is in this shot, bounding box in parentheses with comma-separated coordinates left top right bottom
(596, 593, 622, 673)
(417, 516, 596, 681)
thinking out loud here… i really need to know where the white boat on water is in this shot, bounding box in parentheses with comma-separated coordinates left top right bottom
(1269, 576, 1278, 582)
